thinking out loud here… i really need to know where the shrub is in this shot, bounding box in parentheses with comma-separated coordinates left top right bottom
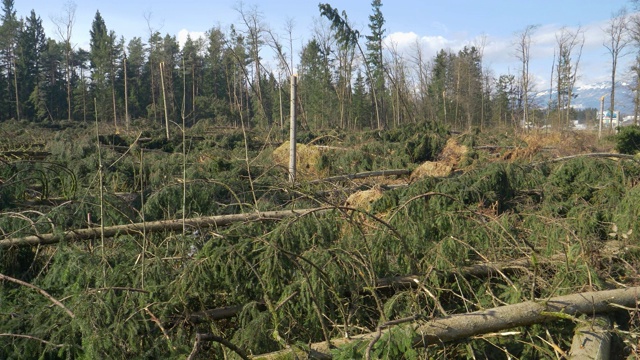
(615, 125, 640, 154)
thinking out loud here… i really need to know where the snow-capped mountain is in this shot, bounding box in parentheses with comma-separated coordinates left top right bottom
(534, 81, 635, 115)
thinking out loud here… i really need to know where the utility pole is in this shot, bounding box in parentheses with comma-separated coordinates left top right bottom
(599, 95, 605, 140)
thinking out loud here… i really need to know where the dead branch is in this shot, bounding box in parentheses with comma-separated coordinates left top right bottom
(0, 272, 75, 318)
(252, 286, 640, 359)
(0, 333, 64, 348)
(187, 333, 250, 360)
(0, 208, 328, 247)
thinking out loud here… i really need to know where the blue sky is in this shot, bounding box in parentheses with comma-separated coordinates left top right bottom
(14, 0, 636, 90)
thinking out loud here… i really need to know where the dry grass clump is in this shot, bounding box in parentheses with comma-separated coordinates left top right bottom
(410, 161, 453, 182)
(345, 186, 385, 211)
(272, 141, 327, 179)
(499, 130, 608, 162)
(520, 130, 609, 157)
(439, 137, 469, 167)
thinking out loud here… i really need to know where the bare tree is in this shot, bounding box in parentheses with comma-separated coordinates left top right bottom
(604, 7, 631, 130)
(51, 1, 76, 121)
(554, 26, 584, 127)
(514, 25, 538, 129)
(235, 2, 268, 126)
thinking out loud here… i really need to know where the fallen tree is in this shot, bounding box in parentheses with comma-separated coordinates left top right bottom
(309, 169, 411, 184)
(252, 286, 640, 359)
(0, 208, 328, 247)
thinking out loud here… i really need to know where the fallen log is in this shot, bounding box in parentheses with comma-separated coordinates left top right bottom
(252, 286, 640, 359)
(309, 169, 411, 184)
(532, 152, 639, 166)
(0, 207, 328, 247)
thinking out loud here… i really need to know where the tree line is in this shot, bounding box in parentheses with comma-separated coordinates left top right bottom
(0, 0, 636, 131)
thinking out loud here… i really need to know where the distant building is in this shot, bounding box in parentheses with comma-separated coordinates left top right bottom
(601, 110, 621, 126)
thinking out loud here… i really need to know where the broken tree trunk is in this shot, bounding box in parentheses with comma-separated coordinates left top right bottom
(568, 315, 612, 360)
(252, 286, 640, 359)
(0, 208, 328, 247)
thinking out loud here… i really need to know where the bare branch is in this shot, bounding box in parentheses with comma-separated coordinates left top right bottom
(0, 273, 75, 318)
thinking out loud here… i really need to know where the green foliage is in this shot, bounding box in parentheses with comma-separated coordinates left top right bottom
(2, 120, 640, 359)
(614, 125, 640, 154)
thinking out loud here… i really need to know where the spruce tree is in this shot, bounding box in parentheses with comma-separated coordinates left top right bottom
(16, 10, 46, 121)
(0, 0, 19, 120)
(366, 0, 386, 129)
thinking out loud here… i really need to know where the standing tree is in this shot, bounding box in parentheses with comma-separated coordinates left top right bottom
(16, 10, 46, 121)
(604, 7, 631, 130)
(428, 50, 452, 126)
(51, 1, 76, 121)
(298, 38, 335, 129)
(554, 26, 584, 127)
(319, 3, 380, 129)
(0, 0, 20, 120)
(514, 25, 538, 129)
(124, 37, 145, 121)
(89, 11, 111, 122)
(236, 3, 268, 127)
(71, 48, 89, 121)
(366, 0, 386, 129)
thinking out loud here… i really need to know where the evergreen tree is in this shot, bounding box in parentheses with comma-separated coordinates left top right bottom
(144, 31, 162, 123)
(125, 37, 145, 120)
(428, 50, 451, 125)
(366, 0, 386, 129)
(351, 69, 370, 129)
(16, 10, 46, 121)
(71, 48, 90, 121)
(89, 10, 111, 122)
(0, 0, 20, 120)
(200, 26, 229, 121)
(299, 38, 336, 129)
(40, 39, 66, 121)
(493, 74, 517, 127)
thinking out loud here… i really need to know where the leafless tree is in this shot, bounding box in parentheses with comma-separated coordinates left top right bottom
(514, 25, 538, 129)
(235, 2, 268, 125)
(554, 26, 584, 127)
(604, 7, 631, 130)
(51, 1, 76, 121)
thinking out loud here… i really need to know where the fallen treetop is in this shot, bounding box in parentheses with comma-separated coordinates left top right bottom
(253, 286, 640, 359)
(0, 207, 328, 247)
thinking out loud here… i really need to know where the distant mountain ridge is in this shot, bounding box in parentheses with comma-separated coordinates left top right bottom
(534, 81, 635, 115)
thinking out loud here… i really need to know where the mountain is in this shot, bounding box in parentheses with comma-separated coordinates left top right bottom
(534, 81, 635, 115)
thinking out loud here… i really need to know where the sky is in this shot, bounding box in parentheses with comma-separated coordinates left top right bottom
(13, 0, 637, 91)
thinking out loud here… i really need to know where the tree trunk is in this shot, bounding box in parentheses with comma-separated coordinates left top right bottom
(252, 286, 640, 359)
(0, 208, 328, 247)
(568, 315, 611, 360)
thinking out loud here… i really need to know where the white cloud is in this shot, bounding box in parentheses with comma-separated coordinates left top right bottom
(177, 29, 206, 49)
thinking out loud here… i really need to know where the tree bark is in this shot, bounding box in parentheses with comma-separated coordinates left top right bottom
(252, 286, 640, 359)
(568, 315, 611, 360)
(0, 208, 328, 247)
